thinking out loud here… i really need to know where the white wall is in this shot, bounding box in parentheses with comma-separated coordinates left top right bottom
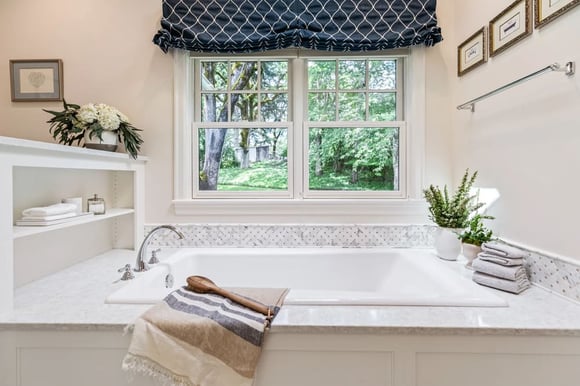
(0, 0, 454, 224)
(452, 1, 580, 260)
(0, 0, 176, 222)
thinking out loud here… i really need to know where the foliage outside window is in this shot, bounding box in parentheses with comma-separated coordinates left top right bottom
(192, 55, 405, 198)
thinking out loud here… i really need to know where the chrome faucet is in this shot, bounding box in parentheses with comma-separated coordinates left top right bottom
(134, 225, 185, 272)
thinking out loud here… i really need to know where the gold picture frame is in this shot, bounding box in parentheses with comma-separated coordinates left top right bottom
(457, 27, 487, 77)
(9, 59, 63, 102)
(489, 0, 532, 57)
(535, 0, 580, 28)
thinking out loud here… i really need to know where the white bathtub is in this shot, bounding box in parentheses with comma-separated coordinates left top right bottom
(106, 248, 508, 307)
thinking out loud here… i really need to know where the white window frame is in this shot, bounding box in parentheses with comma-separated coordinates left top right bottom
(172, 48, 427, 222)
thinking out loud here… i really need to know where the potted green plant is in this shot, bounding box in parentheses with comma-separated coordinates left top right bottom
(459, 214, 494, 267)
(423, 169, 483, 260)
(43, 100, 144, 159)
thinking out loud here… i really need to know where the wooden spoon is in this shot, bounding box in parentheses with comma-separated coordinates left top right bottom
(186, 275, 272, 318)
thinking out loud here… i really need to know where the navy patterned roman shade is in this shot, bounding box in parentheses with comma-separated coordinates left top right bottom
(153, 0, 442, 53)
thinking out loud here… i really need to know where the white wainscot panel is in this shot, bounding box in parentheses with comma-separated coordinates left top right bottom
(255, 349, 394, 386)
(416, 352, 580, 386)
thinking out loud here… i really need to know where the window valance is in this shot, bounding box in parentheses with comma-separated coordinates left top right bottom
(153, 0, 442, 54)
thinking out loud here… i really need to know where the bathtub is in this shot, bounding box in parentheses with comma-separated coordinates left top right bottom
(106, 248, 508, 307)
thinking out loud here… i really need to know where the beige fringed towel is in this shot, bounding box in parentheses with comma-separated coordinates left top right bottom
(123, 286, 289, 386)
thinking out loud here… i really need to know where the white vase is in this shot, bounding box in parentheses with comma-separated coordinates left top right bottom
(462, 243, 482, 269)
(84, 131, 118, 152)
(434, 227, 463, 261)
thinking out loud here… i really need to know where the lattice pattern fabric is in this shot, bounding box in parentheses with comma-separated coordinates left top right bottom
(153, 0, 442, 53)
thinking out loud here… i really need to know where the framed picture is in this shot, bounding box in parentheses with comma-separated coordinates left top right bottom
(9, 59, 63, 102)
(535, 0, 580, 28)
(489, 0, 532, 57)
(457, 27, 487, 77)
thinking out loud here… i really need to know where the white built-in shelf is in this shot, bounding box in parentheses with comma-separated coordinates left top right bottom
(12, 208, 135, 239)
(0, 136, 148, 162)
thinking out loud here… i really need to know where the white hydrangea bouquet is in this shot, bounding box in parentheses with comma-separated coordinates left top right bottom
(44, 100, 144, 159)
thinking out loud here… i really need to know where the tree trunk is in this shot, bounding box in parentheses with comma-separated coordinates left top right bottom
(240, 128, 250, 169)
(200, 62, 257, 190)
(199, 128, 227, 190)
(314, 130, 323, 177)
(350, 168, 359, 184)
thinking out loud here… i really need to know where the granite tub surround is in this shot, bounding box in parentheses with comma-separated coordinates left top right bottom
(2, 248, 580, 336)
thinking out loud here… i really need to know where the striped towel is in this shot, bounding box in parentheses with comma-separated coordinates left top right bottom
(123, 286, 288, 386)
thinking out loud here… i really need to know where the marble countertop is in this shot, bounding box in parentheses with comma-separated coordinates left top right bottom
(2, 249, 580, 336)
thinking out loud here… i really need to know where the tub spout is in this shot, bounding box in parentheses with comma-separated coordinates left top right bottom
(134, 225, 185, 272)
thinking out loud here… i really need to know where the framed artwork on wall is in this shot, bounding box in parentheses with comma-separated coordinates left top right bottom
(9, 59, 63, 102)
(535, 0, 580, 28)
(457, 27, 487, 77)
(489, 0, 532, 57)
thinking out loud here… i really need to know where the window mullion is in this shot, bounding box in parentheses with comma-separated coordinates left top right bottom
(334, 59, 339, 121)
(292, 57, 305, 199)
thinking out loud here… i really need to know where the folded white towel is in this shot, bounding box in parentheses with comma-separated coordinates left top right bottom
(477, 253, 524, 266)
(22, 203, 77, 217)
(20, 212, 78, 222)
(481, 242, 528, 259)
(472, 258, 528, 281)
(473, 272, 530, 294)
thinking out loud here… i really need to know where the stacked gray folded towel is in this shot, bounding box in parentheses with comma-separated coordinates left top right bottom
(471, 242, 531, 294)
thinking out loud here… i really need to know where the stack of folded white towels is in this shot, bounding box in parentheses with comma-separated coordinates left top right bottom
(471, 242, 531, 294)
(19, 203, 79, 224)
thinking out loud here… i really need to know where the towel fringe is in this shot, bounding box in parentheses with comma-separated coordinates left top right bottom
(122, 353, 197, 386)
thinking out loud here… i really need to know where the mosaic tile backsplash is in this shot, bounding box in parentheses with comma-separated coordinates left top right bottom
(146, 224, 436, 248)
(146, 224, 580, 303)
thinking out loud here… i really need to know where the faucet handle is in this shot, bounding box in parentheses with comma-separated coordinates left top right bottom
(117, 264, 135, 280)
(148, 248, 162, 264)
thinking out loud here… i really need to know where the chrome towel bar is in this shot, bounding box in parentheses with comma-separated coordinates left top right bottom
(457, 61, 575, 112)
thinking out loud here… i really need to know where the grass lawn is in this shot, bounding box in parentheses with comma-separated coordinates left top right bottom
(217, 161, 392, 191)
(218, 161, 288, 190)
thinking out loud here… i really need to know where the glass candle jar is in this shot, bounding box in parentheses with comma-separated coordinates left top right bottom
(87, 194, 106, 215)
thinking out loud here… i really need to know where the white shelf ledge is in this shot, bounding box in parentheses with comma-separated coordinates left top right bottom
(12, 208, 135, 239)
(0, 136, 148, 162)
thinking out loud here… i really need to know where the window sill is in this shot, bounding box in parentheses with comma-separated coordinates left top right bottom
(172, 198, 429, 224)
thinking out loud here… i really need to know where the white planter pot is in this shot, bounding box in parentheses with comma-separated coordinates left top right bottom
(84, 131, 118, 152)
(434, 227, 463, 261)
(462, 243, 482, 268)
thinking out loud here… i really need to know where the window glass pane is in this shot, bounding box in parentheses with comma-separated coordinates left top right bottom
(201, 61, 228, 91)
(338, 60, 366, 89)
(231, 62, 258, 91)
(308, 60, 336, 90)
(201, 93, 226, 122)
(232, 93, 258, 122)
(308, 92, 336, 121)
(338, 92, 365, 121)
(369, 93, 396, 121)
(261, 93, 288, 122)
(308, 127, 400, 191)
(369, 60, 397, 90)
(261, 61, 288, 90)
(199, 128, 288, 191)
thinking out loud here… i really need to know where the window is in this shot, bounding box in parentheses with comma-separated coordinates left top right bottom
(305, 58, 404, 198)
(191, 54, 406, 200)
(195, 60, 291, 197)
(173, 47, 426, 223)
